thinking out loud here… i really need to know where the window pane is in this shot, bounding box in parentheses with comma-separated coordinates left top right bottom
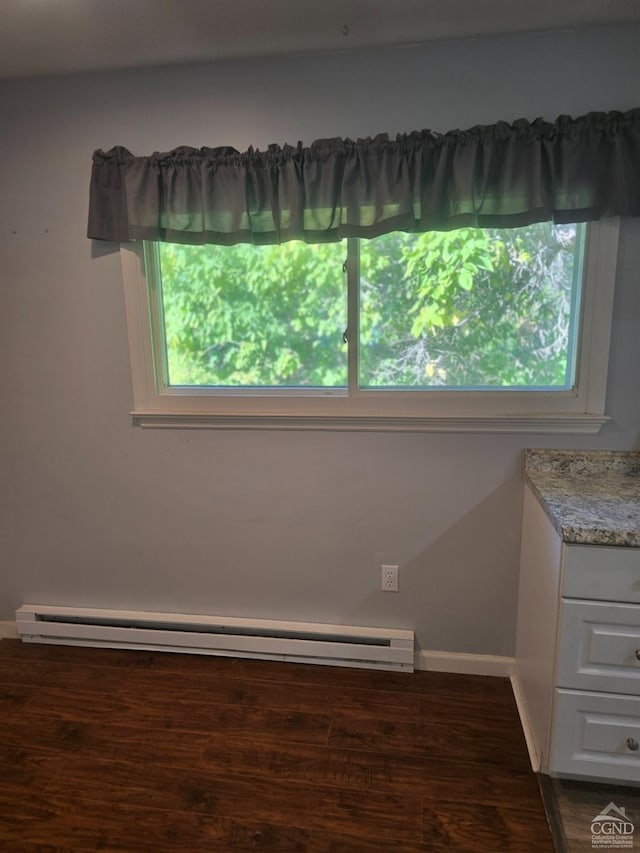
(157, 241, 348, 388)
(358, 223, 584, 390)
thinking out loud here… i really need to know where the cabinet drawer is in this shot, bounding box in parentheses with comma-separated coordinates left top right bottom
(557, 600, 640, 693)
(549, 689, 640, 782)
(563, 546, 640, 603)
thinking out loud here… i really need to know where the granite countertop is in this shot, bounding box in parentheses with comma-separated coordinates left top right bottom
(524, 449, 640, 547)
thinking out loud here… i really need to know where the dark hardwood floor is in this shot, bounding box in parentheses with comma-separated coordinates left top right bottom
(0, 639, 554, 851)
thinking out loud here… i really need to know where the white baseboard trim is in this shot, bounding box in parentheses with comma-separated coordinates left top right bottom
(416, 650, 514, 677)
(511, 673, 541, 772)
(0, 621, 18, 639)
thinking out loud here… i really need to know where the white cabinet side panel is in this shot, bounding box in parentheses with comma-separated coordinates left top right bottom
(514, 485, 563, 770)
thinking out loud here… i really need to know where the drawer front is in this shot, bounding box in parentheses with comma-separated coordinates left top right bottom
(549, 689, 640, 782)
(563, 545, 640, 604)
(557, 599, 640, 693)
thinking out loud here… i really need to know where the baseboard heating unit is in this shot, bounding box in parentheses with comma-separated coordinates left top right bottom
(15, 604, 414, 671)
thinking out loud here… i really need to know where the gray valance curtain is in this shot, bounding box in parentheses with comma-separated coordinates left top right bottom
(87, 108, 640, 245)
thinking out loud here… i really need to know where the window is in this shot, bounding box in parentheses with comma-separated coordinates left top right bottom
(120, 218, 619, 432)
(358, 224, 584, 392)
(150, 240, 348, 391)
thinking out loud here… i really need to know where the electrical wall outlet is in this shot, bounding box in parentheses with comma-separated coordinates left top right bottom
(381, 564, 399, 592)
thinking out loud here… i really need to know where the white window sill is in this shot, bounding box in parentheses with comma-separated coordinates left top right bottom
(130, 411, 609, 434)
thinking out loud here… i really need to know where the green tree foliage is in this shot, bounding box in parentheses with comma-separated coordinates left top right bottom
(360, 223, 580, 388)
(157, 222, 580, 389)
(159, 241, 348, 386)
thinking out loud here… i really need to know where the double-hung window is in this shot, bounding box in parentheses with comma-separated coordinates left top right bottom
(120, 217, 618, 432)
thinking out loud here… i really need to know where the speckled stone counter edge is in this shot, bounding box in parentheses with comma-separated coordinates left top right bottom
(523, 449, 640, 547)
(525, 449, 640, 477)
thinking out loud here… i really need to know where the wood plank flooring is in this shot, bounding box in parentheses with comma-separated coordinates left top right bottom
(0, 639, 554, 851)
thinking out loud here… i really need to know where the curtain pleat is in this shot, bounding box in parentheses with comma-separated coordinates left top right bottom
(87, 108, 640, 244)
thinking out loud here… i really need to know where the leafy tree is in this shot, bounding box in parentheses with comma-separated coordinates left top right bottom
(159, 241, 347, 386)
(359, 223, 580, 388)
(157, 222, 581, 389)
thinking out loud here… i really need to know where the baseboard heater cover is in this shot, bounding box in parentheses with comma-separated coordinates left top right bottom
(15, 605, 414, 671)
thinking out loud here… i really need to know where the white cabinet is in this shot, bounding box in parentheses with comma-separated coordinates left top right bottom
(550, 690, 640, 782)
(556, 599, 640, 694)
(514, 485, 640, 784)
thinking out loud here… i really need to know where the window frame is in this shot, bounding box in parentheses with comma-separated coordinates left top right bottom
(119, 218, 619, 433)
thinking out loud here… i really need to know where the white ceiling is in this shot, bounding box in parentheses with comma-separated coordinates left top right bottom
(1, 0, 639, 80)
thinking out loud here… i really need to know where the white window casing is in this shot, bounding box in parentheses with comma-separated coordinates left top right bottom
(119, 219, 619, 433)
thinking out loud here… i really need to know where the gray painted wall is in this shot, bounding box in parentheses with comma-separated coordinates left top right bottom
(1, 27, 639, 656)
